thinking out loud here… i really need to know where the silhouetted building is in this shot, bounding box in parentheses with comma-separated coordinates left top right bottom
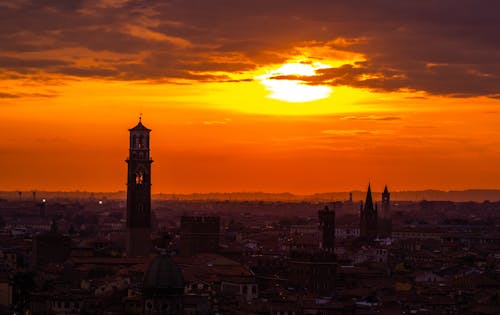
(143, 254, 184, 315)
(343, 191, 358, 213)
(288, 251, 337, 295)
(180, 216, 220, 257)
(32, 220, 70, 266)
(288, 205, 337, 295)
(126, 118, 153, 257)
(378, 185, 392, 238)
(381, 185, 390, 216)
(360, 184, 378, 239)
(318, 206, 335, 252)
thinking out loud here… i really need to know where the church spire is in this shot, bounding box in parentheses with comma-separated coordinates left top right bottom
(364, 183, 374, 211)
(360, 183, 378, 239)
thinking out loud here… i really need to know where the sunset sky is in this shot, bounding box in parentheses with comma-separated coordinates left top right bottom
(1, 0, 499, 194)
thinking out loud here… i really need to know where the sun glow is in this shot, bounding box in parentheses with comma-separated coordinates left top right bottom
(258, 62, 333, 103)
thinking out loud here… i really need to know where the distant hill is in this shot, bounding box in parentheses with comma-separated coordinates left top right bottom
(1, 189, 500, 202)
(306, 190, 500, 203)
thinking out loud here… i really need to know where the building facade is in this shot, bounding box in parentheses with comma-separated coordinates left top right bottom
(318, 206, 335, 252)
(180, 216, 220, 257)
(288, 205, 337, 295)
(32, 220, 71, 267)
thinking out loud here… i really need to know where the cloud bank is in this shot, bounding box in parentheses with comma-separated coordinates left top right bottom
(0, 0, 498, 96)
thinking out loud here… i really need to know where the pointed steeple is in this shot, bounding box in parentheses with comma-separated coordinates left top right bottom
(364, 183, 374, 211)
(383, 185, 389, 195)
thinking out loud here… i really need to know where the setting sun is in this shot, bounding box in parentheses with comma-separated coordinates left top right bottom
(257, 62, 333, 103)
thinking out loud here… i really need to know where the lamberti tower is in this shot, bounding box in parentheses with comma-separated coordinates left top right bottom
(126, 117, 152, 257)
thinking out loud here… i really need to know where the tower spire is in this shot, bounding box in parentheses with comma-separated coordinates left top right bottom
(364, 183, 373, 211)
(360, 182, 378, 239)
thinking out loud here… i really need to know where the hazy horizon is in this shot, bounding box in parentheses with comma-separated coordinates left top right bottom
(3, 188, 500, 202)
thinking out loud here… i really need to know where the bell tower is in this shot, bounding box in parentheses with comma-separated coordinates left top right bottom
(381, 185, 390, 218)
(379, 185, 392, 238)
(126, 116, 152, 257)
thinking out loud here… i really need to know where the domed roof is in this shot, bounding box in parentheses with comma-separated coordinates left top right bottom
(143, 255, 184, 293)
(129, 121, 151, 132)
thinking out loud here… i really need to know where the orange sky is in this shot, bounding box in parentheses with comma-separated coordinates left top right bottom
(1, 1, 499, 194)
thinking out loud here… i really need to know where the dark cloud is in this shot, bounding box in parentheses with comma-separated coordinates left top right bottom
(0, 56, 71, 76)
(0, 0, 498, 96)
(278, 61, 499, 97)
(0, 56, 70, 70)
(340, 115, 402, 121)
(0, 91, 57, 98)
(0, 92, 20, 98)
(56, 66, 120, 77)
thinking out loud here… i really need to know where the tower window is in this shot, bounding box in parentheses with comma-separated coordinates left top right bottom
(136, 171, 144, 185)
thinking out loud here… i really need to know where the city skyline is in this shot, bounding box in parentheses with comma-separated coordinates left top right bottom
(1, 1, 499, 194)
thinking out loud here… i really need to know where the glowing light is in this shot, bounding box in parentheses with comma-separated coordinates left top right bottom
(258, 62, 332, 103)
(98, 200, 103, 205)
